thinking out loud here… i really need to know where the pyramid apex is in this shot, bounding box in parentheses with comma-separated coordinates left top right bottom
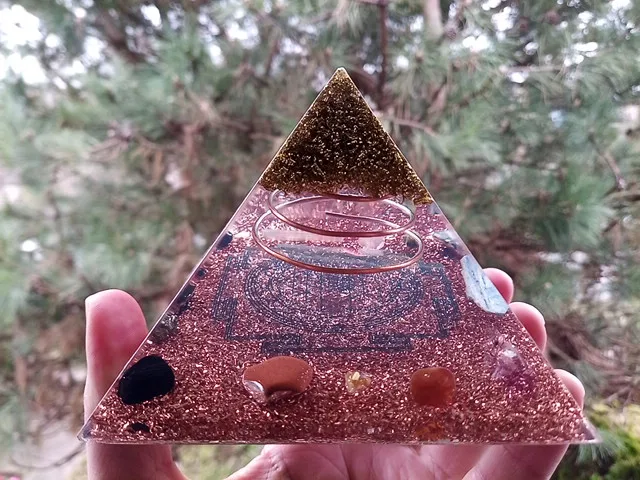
(333, 67, 349, 77)
(260, 67, 432, 204)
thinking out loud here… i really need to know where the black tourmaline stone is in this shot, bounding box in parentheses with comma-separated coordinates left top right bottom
(118, 355, 175, 405)
(175, 283, 196, 315)
(129, 422, 151, 433)
(176, 283, 196, 305)
(216, 231, 233, 249)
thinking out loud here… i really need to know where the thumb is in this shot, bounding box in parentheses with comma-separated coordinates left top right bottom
(84, 290, 186, 480)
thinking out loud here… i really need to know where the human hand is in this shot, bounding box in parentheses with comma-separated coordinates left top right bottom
(84, 268, 584, 480)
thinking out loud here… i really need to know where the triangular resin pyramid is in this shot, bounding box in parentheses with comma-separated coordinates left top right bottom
(81, 68, 597, 445)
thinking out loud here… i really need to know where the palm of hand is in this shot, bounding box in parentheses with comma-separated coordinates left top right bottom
(84, 269, 583, 480)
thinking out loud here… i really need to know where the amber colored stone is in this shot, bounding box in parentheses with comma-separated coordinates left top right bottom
(345, 371, 372, 394)
(243, 356, 313, 402)
(410, 367, 456, 407)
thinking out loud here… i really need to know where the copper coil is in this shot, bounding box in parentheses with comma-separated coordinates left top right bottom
(267, 190, 415, 238)
(253, 190, 423, 274)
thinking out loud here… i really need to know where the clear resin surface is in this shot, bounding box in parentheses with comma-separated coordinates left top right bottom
(80, 69, 597, 445)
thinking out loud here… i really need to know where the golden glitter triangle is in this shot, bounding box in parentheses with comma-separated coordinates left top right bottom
(260, 68, 433, 204)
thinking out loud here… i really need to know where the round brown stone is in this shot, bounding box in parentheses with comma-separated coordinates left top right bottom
(410, 367, 456, 407)
(243, 356, 313, 402)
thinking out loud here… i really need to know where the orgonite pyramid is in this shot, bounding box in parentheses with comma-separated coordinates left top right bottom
(81, 68, 597, 445)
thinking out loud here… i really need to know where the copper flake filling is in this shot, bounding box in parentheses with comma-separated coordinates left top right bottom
(81, 187, 594, 445)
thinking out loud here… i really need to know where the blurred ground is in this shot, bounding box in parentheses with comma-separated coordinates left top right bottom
(2, 432, 260, 480)
(0, 418, 82, 480)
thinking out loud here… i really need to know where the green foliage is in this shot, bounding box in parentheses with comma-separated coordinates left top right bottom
(0, 219, 30, 329)
(522, 165, 614, 251)
(520, 262, 581, 319)
(0, 395, 27, 453)
(555, 404, 640, 480)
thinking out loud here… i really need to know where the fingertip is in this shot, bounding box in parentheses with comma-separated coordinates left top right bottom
(555, 369, 585, 408)
(85, 289, 148, 347)
(484, 268, 514, 303)
(85, 289, 144, 320)
(84, 290, 148, 412)
(84, 291, 185, 480)
(510, 302, 547, 351)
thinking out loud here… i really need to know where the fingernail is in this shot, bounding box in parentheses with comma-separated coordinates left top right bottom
(85, 292, 99, 311)
(85, 290, 116, 318)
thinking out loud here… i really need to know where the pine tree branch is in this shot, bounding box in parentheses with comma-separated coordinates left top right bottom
(385, 116, 437, 136)
(547, 338, 577, 363)
(353, 0, 385, 4)
(443, 0, 472, 40)
(426, 78, 449, 125)
(505, 65, 565, 74)
(206, 16, 229, 40)
(614, 76, 640, 98)
(588, 133, 627, 190)
(347, 67, 379, 99)
(307, 11, 333, 24)
(350, 0, 390, 108)
(610, 190, 640, 203)
(452, 76, 495, 110)
(423, 0, 443, 39)
(264, 36, 280, 79)
(93, 9, 145, 63)
(377, 0, 389, 108)
(46, 167, 66, 251)
(116, 1, 161, 35)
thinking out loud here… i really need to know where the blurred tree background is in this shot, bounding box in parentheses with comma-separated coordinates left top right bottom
(0, 0, 639, 478)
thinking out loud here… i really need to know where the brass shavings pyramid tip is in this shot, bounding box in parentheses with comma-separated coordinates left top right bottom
(260, 68, 433, 204)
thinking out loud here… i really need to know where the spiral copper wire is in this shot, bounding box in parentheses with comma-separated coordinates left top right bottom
(252, 190, 423, 274)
